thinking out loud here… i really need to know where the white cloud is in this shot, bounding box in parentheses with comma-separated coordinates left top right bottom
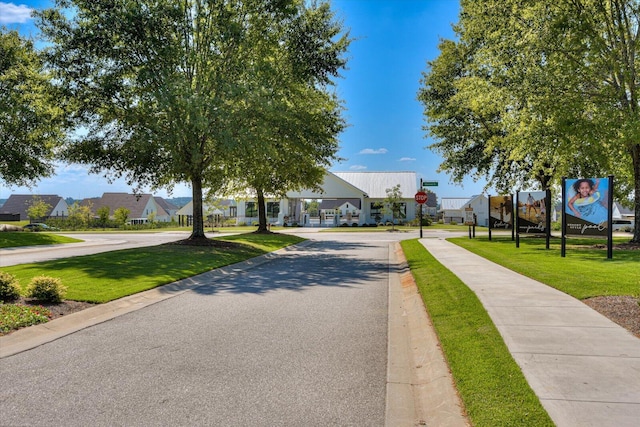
(349, 165, 367, 171)
(0, 2, 33, 24)
(399, 157, 416, 162)
(359, 148, 388, 155)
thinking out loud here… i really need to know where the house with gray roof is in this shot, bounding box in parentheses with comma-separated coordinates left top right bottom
(154, 197, 179, 220)
(0, 194, 69, 221)
(81, 193, 171, 223)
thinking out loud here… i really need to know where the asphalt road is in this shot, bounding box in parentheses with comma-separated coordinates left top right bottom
(0, 232, 411, 426)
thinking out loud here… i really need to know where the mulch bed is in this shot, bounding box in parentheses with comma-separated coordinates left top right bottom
(583, 296, 640, 338)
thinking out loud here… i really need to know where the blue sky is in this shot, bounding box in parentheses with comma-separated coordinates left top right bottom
(1, 0, 491, 200)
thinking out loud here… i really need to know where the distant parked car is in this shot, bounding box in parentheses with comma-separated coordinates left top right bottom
(23, 223, 60, 231)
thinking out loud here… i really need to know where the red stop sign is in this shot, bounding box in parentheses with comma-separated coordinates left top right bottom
(415, 191, 428, 204)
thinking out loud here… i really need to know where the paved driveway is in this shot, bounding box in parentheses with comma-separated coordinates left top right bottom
(0, 232, 412, 426)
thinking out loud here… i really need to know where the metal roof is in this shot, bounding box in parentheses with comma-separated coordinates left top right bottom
(332, 171, 417, 199)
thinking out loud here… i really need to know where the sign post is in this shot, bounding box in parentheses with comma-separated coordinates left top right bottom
(464, 207, 474, 238)
(415, 191, 428, 238)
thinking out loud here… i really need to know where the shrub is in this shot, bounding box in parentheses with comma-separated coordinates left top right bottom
(0, 272, 21, 302)
(26, 276, 67, 303)
(450, 221, 458, 225)
(351, 223, 359, 227)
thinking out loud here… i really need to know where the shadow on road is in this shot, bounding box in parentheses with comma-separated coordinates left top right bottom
(176, 239, 390, 296)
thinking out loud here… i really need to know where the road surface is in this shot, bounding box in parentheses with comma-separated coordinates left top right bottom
(0, 232, 410, 426)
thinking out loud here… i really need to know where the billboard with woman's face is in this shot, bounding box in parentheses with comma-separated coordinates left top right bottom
(489, 195, 513, 229)
(565, 178, 609, 236)
(517, 191, 547, 234)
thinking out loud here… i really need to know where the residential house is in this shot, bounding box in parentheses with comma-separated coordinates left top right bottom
(612, 202, 634, 220)
(155, 197, 179, 221)
(81, 193, 170, 223)
(317, 198, 362, 226)
(422, 191, 438, 218)
(439, 195, 489, 226)
(0, 194, 69, 221)
(176, 199, 237, 226)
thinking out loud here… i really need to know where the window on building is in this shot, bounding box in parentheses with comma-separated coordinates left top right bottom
(229, 206, 237, 218)
(246, 202, 258, 217)
(267, 202, 280, 218)
(398, 202, 407, 217)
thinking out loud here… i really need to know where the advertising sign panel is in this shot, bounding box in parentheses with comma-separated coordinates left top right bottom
(464, 207, 474, 225)
(517, 191, 547, 234)
(564, 177, 609, 236)
(489, 195, 513, 230)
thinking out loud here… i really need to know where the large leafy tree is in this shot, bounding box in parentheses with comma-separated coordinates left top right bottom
(0, 28, 64, 187)
(419, 0, 640, 242)
(37, 0, 339, 242)
(226, 2, 349, 233)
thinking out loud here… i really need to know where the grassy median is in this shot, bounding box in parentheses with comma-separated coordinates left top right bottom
(400, 239, 554, 426)
(2, 233, 304, 303)
(0, 233, 82, 248)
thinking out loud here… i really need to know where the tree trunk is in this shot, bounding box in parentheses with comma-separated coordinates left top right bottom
(255, 187, 270, 233)
(632, 143, 640, 243)
(189, 175, 206, 240)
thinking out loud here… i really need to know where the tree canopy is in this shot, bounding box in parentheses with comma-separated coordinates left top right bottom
(219, 2, 349, 232)
(36, 0, 349, 241)
(0, 28, 64, 187)
(418, 0, 640, 242)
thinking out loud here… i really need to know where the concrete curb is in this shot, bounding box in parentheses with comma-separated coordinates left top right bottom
(386, 242, 469, 426)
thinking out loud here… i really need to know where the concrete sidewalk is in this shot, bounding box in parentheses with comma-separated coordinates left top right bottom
(419, 237, 640, 427)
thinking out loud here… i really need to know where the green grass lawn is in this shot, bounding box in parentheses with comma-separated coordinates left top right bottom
(0, 232, 83, 249)
(400, 239, 554, 426)
(450, 236, 639, 299)
(1, 233, 304, 303)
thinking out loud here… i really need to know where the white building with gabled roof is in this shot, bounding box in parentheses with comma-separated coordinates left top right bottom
(439, 194, 489, 226)
(279, 171, 419, 226)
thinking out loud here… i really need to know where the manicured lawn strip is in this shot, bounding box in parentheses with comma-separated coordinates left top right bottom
(449, 236, 639, 299)
(2, 233, 304, 303)
(400, 239, 554, 427)
(0, 232, 82, 249)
